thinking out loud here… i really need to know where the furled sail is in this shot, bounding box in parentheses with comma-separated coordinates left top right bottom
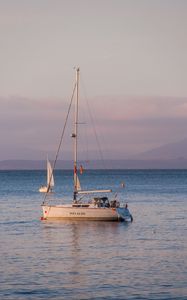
(74, 174, 81, 191)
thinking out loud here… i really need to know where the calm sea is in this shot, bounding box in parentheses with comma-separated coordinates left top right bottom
(1, 169, 187, 300)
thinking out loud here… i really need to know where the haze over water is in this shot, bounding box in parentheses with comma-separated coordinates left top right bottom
(1, 2, 187, 299)
(1, 1, 187, 161)
(1, 169, 187, 299)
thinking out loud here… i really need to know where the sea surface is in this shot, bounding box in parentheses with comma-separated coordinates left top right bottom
(0, 169, 187, 300)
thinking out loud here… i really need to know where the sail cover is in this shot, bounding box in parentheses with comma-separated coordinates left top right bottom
(74, 174, 81, 191)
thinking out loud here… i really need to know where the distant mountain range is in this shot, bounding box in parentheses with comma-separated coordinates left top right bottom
(1, 138, 187, 169)
(1, 158, 187, 170)
(133, 138, 187, 160)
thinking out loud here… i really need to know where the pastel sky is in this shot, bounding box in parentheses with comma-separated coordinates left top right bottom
(1, 0, 187, 160)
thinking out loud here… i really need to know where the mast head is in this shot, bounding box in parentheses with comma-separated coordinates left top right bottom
(74, 66, 80, 72)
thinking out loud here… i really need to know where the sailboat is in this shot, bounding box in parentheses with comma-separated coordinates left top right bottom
(39, 159, 54, 193)
(41, 68, 133, 222)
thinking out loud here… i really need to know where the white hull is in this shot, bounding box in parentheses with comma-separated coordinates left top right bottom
(39, 186, 53, 193)
(39, 186, 48, 193)
(41, 204, 132, 222)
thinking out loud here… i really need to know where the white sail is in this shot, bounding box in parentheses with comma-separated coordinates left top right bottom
(74, 174, 81, 191)
(47, 159, 54, 188)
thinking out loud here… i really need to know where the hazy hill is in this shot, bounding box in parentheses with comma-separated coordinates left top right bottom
(1, 158, 187, 170)
(134, 138, 187, 160)
(1, 138, 187, 169)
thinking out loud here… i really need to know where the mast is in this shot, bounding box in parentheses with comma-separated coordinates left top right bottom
(73, 67, 80, 201)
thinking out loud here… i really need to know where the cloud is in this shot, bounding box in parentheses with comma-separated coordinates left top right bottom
(1, 95, 187, 160)
(83, 95, 187, 156)
(91, 95, 187, 120)
(0, 96, 71, 158)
